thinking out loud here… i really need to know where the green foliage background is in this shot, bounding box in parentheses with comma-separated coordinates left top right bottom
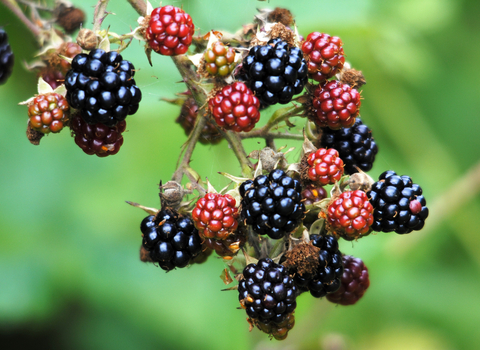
(1, 0, 479, 349)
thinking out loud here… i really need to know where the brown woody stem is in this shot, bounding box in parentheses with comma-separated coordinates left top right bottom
(1, 0, 41, 37)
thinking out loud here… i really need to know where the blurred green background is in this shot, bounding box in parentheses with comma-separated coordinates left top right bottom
(1, 0, 479, 349)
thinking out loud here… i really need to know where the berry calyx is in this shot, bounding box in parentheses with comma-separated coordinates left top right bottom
(327, 189, 374, 240)
(301, 32, 345, 83)
(145, 6, 195, 56)
(326, 255, 370, 305)
(70, 113, 126, 157)
(192, 193, 239, 240)
(204, 41, 236, 77)
(208, 82, 260, 132)
(240, 169, 305, 239)
(367, 171, 429, 234)
(28, 93, 70, 134)
(311, 80, 361, 130)
(306, 148, 344, 185)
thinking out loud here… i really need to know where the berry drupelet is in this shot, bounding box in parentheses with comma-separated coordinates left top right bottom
(318, 117, 378, 175)
(311, 80, 361, 130)
(140, 210, 202, 271)
(145, 5, 194, 56)
(238, 258, 297, 330)
(292, 235, 344, 298)
(28, 93, 69, 134)
(327, 190, 374, 240)
(305, 148, 344, 186)
(240, 169, 306, 239)
(326, 255, 370, 305)
(301, 184, 327, 206)
(0, 28, 14, 85)
(204, 41, 236, 77)
(301, 32, 345, 83)
(239, 38, 308, 106)
(70, 113, 126, 157)
(367, 170, 429, 234)
(64, 49, 142, 127)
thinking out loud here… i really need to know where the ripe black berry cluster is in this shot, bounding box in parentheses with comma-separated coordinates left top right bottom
(292, 235, 344, 298)
(140, 209, 202, 271)
(65, 49, 142, 127)
(240, 169, 306, 239)
(368, 170, 429, 234)
(238, 258, 297, 329)
(319, 117, 378, 175)
(239, 38, 308, 106)
(0, 28, 14, 85)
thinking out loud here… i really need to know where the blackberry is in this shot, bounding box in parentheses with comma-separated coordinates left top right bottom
(64, 49, 142, 127)
(240, 169, 306, 239)
(326, 255, 370, 305)
(0, 28, 14, 85)
(239, 38, 308, 106)
(140, 209, 202, 271)
(319, 117, 378, 175)
(238, 258, 297, 326)
(367, 171, 429, 234)
(291, 235, 344, 298)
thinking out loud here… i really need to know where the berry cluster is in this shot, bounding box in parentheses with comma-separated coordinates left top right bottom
(140, 210, 202, 271)
(240, 169, 305, 239)
(65, 49, 142, 127)
(28, 93, 69, 134)
(204, 41, 236, 77)
(305, 148, 344, 185)
(239, 38, 308, 106)
(368, 171, 429, 234)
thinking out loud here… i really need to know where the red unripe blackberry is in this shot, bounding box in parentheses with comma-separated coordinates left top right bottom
(40, 42, 82, 89)
(70, 113, 125, 157)
(306, 148, 344, 185)
(208, 82, 260, 132)
(204, 41, 236, 77)
(0, 28, 14, 85)
(240, 169, 306, 239)
(145, 6, 194, 56)
(301, 184, 327, 206)
(238, 258, 297, 326)
(175, 96, 222, 144)
(327, 190, 374, 240)
(367, 170, 429, 234)
(301, 32, 345, 83)
(311, 80, 361, 130)
(192, 193, 239, 240)
(319, 117, 378, 175)
(291, 235, 344, 298)
(140, 210, 202, 271)
(326, 255, 370, 305)
(239, 38, 308, 106)
(28, 93, 70, 134)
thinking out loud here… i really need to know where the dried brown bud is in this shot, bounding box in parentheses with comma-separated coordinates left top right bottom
(26, 122, 44, 145)
(338, 68, 366, 89)
(267, 8, 294, 27)
(283, 242, 321, 276)
(56, 5, 85, 34)
(76, 28, 98, 50)
(159, 181, 184, 208)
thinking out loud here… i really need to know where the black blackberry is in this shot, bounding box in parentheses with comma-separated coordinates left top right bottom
(238, 38, 308, 106)
(238, 258, 297, 325)
(140, 209, 202, 271)
(319, 117, 378, 175)
(293, 235, 344, 298)
(64, 49, 142, 127)
(0, 28, 14, 85)
(367, 170, 429, 234)
(240, 169, 306, 239)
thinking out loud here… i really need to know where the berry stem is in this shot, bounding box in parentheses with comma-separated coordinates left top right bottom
(218, 130, 253, 178)
(126, 0, 146, 16)
(240, 131, 303, 141)
(1, 0, 41, 37)
(93, 0, 110, 32)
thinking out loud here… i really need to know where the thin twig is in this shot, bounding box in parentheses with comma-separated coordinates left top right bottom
(1, 0, 41, 37)
(93, 0, 110, 32)
(126, 0, 146, 16)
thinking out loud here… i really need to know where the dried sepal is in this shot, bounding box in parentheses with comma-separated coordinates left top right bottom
(125, 201, 159, 216)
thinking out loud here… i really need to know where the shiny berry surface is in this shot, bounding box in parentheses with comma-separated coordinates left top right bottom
(326, 255, 370, 305)
(311, 80, 361, 130)
(327, 190, 374, 240)
(306, 148, 344, 185)
(301, 32, 345, 82)
(145, 6, 194, 56)
(301, 184, 327, 206)
(208, 82, 260, 132)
